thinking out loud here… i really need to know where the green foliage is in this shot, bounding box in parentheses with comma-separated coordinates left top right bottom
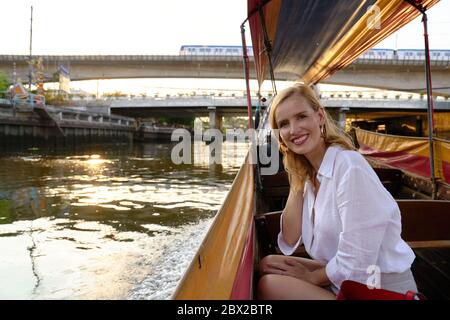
(0, 71, 11, 92)
(157, 117, 194, 127)
(52, 72, 59, 82)
(103, 91, 127, 98)
(0, 199, 13, 224)
(223, 117, 248, 129)
(44, 92, 70, 106)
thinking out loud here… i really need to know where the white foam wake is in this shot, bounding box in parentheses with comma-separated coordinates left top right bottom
(127, 217, 214, 300)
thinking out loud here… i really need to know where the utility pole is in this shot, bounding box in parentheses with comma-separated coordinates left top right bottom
(28, 5, 33, 91)
(13, 62, 17, 84)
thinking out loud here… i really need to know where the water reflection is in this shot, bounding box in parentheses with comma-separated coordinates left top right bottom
(0, 141, 248, 299)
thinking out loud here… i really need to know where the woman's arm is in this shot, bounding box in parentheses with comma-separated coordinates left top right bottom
(308, 267, 332, 286)
(281, 189, 304, 246)
(260, 257, 331, 287)
(325, 158, 393, 288)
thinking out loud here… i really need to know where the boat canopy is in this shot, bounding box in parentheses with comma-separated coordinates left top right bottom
(355, 128, 450, 184)
(247, 0, 439, 86)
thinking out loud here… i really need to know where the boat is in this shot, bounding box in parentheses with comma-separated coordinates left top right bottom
(172, 0, 450, 300)
(134, 123, 192, 142)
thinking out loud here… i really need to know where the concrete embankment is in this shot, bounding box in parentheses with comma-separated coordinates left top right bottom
(0, 104, 135, 147)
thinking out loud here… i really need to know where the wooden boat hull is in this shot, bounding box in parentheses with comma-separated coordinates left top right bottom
(172, 153, 255, 299)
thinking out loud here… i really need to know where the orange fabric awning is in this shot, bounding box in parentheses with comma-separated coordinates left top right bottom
(355, 127, 450, 184)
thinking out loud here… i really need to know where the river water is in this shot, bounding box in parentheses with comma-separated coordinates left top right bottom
(0, 141, 248, 299)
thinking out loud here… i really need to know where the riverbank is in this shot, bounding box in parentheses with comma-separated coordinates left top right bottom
(0, 104, 135, 146)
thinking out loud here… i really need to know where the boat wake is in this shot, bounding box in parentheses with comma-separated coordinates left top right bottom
(127, 217, 214, 300)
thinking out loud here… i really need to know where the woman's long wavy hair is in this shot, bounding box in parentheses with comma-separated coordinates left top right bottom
(269, 83, 355, 192)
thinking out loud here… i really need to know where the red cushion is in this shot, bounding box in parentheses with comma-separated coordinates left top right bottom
(336, 280, 425, 300)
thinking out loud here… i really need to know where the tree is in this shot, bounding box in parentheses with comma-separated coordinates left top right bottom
(44, 92, 69, 106)
(103, 91, 127, 98)
(0, 72, 11, 92)
(158, 116, 194, 127)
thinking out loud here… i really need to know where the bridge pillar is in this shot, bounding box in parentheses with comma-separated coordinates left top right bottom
(207, 107, 223, 172)
(208, 107, 222, 132)
(338, 107, 348, 130)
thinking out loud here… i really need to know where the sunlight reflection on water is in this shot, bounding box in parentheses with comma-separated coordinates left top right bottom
(0, 142, 249, 299)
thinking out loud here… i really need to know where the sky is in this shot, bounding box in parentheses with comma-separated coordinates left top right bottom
(2, 0, 247, 55)
(1, 0, 449, 95)
(2, 0, 449, 55)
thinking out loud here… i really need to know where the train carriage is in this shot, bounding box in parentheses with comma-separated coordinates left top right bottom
(180, 45, 450, 62)
(179, 45, 254, 56)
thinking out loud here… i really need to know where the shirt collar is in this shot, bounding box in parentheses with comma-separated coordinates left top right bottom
(317, 145, 340, 182)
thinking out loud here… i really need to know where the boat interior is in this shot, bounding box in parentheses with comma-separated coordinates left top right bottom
(253, 155, 450, 299)
(173, 0, 449, 300)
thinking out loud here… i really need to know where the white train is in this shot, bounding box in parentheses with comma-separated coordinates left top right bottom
(179, 45, 450, 61)
(179, 45, 253, 56)
(355, 48, 450, 60)
(396, 49, 450, 60)
(360, 49, 395, 59)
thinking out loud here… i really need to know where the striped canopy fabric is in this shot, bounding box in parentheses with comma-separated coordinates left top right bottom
(356, 128, 450, 184)
(247, 0, 439, 86)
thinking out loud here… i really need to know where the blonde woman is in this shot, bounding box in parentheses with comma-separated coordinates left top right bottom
(257, 84, 417, 300)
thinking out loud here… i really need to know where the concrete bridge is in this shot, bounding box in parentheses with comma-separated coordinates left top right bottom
(68, 95, 442, 135)
(85, 95, 450, 118)
(1, 54, 449, 97)
(2, 94, 448, 141)
(71, 94, 449, 132)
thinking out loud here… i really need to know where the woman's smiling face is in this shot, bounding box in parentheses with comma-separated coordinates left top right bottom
(275, 93, 325, 156)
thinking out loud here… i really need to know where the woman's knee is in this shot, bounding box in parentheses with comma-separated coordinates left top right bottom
(258, 274, 336, 300)
(257, 274, 278, 299)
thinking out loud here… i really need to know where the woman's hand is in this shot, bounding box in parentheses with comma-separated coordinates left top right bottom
(263, 258, 312, 282)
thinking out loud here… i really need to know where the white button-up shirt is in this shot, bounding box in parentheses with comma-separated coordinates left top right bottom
(278, 145, 415, 289)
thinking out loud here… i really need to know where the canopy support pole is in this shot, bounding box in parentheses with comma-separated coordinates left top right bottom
(240, 24, 254, 130)
(405, 0, 437, 199)
(258, 6, 277, 96)
(28, 5, 33, 91)
(422, 11, 437, 199)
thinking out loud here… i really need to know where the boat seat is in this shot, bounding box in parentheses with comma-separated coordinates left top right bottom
(255, 210, 309, 258)
(373, 167, 402, 196)
(255, 201, 450, 299)
(398, 200, 450, 247)
(411, 247, 450, 299)
(255, 200, 450, 259)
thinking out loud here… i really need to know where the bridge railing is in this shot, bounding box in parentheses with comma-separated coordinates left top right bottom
(319, 91, 449, 101)
(44, 105, 135, 128)
(103, 91, 449, 102)
(355, 58, 450, 66)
